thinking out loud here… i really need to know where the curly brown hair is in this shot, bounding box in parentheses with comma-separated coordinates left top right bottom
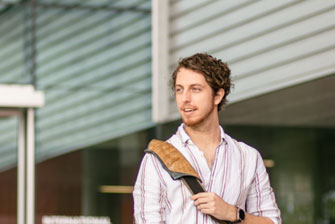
(171, 53, 232, 111)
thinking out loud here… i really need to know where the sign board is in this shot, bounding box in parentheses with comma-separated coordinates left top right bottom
(42, 216, 111, 224)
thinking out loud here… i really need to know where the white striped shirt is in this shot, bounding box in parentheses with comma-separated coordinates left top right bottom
(133, 124, 281, 224)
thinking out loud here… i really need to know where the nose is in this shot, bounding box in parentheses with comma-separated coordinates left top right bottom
(182, 89, 191, 103)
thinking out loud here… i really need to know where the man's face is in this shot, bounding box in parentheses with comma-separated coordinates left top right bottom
(175, 68, 221, 127)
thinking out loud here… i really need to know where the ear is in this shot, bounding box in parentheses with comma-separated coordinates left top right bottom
(214, 88, 225, 106)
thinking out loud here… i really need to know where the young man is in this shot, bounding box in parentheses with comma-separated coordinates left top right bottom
(133, 53, 281, 223)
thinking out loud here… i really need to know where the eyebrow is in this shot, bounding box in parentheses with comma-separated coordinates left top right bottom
(175, 83, 205, 88)
(190, 84, 204, 87)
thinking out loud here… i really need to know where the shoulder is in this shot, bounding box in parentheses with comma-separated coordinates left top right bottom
(139, 152, 160, 170)
(224, 133, 262, 163)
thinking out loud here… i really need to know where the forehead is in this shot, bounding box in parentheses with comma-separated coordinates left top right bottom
(175, 68, 207, 86)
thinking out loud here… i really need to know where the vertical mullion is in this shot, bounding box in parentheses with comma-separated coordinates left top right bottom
(17, 110, 26, 224)
(26, 108, 35, 224)
(152, 0, 170, 123)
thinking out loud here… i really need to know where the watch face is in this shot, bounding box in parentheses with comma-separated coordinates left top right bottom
(239, 208, 245, 220)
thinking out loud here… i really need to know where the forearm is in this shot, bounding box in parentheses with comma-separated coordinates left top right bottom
(243, 212, 274, 224)
(225, 205, 274, 224)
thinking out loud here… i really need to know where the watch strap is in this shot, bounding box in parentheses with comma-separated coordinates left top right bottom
(230, 207, 245, 223)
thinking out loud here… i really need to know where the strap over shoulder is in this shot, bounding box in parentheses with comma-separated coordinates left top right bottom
(145, 139, 201, 181)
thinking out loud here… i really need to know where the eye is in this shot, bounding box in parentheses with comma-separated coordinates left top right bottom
(175, 88, 183, 93)
(192, 87, 201, 92)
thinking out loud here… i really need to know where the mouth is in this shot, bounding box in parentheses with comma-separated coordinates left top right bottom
(181, 107, 197, 114)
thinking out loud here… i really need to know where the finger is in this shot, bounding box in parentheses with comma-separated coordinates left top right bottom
(199, 208, 215, 216)
(196, 202, 210, 210)
(191, 192, 212, 200)
(193, 193, 218, 205)
(193, 197, 211, 206)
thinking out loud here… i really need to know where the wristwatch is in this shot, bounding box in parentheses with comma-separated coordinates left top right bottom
(231, 207, 245, 223)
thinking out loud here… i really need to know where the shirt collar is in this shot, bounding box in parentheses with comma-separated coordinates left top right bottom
(177, 123, 226, 145)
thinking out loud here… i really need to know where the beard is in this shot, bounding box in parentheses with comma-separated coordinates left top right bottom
(182, 101, 215, 128)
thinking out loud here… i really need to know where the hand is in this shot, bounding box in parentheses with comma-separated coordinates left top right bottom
(191, 192, 236, 221)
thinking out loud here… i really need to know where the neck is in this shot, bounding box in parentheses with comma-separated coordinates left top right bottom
(184, 116, 221, 151)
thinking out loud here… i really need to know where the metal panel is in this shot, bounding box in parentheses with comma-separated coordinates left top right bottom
(35, 0, 153, 161)
(165, 0, 335, 121)
(0, 0, 153, 169)
(0, 6, 28, 84)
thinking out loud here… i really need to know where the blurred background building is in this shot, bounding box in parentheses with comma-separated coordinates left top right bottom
(0, 0, 334, 223)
